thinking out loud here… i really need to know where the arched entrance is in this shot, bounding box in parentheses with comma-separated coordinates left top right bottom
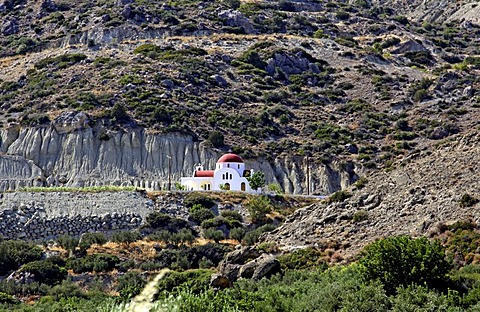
(241, 182, 246, 191)
(224, 183, 230, 190)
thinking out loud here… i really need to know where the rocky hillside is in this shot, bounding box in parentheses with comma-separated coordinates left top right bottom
(263, 130, 480, 258)
(371, 0, 480, 24)
(0, 0, 479, 193)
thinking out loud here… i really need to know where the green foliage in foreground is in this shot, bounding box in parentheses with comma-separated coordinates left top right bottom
(117, 271, 147, 299)
(359, 235, 452, 295)
(145, 266, 480, 312)
(4, 260, 480, 311)
(156, 269, 213, 298)
(5, 235, 480, 311)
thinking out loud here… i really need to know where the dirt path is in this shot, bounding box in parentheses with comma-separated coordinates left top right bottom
(127, 268, 171, 312)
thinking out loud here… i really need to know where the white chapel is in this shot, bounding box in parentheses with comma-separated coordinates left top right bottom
(180, 153, 255, 192)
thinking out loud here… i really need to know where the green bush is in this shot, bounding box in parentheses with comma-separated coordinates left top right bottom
(154, 249, 191, 270)
(109, 103, 129, 122)
(0, 292, 18, 304)
(20, 260, 67, 285)
(66, 253, 120, 273)
(189, 204, 215, 224)
(157, 270, 213, 298)
(133, 44, 207, 61)
(201, 216, 239, 232)
(111, 231, 141, 246)
(413, 88, 428, 102)
(359, 236, 452, 294)
(389, 284, 451, 311)
(184, 194, 216, 209)
(247, 171, 266, 191)
(243, 224, 277, 245)
(203, 228, 225, 243)
(0, 240, 43, 275)
(355, 177, 368, 189)
(144, 212, 190, 232)
(327, 190, 352, 203)
(459, 194, 479, 208)
(172, 229, 196, 246)
(236, 49, 267, 69)
(0, 279, 50, 298)
(278, 247, 327, 271)
(229, 227, 246, 242)
(353, 210, 368, 222)
(147, 230, 174, 244)
(315, 123, 354, 144)
(220, 210, 243, 222)
(44, 255, 66, 268)
(405, 50, 434, 66)
(117, 271, 147, 299)
(245, 195, 272, 224)
(48, 280, 87, 300)
(208, 131, 224, 148)
(79, 232, 107, 251)
(34, 54, 87, 70)
(56, 235, 79, 255)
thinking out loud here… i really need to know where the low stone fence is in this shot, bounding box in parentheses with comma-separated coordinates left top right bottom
(0, 191, 155, 240)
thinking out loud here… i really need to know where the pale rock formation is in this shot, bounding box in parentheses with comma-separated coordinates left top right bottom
(0, 124, 358, 194)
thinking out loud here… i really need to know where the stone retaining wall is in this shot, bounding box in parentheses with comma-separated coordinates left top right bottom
(0, 191, 155, 240)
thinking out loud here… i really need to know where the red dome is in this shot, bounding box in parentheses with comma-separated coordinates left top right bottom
(217, 153, 243, 163)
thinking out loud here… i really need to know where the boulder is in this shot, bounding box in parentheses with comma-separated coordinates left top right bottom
(218, 263, 240, 282)
(117, 0, 134, 5)
(222, 246, 260, 265)
(219, 247, 280, 282)
(2, 19, 18, 36)
(122, 5, 132, 18)
(430, 127, 450, 140)
(162, 79, 175, 89)
(463, 86, 474, 97)
(53, 111, 90, 133)
(211, 74, 228, 88)
(102, 14, 111, 23)
(210, 273, 231, 289)
(266, 51, 314, 78)
(40, 0, 56, 12)
(251, 254, 281, 280)
(218, 9, 255, 34)
(391, 40, 427, 54)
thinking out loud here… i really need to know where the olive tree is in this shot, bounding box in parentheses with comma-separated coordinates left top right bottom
(359, 235, 452, 295)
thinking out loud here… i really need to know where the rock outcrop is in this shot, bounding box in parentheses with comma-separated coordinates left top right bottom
(0, 122, 358, 194)
(217, 246, 280, 283)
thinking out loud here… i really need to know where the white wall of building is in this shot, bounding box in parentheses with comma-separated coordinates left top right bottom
(180, 160, 252, 192)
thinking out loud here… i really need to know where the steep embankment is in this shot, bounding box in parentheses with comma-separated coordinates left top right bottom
(263, 130, 480, 258)
(0, 120, 358, 194)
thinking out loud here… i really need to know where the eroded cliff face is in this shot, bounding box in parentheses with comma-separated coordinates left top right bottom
(0, 123, 358, 194)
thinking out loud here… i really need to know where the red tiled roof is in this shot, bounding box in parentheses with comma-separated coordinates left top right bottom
(194, 170, 214, 177)
(217, 153, 243, 163)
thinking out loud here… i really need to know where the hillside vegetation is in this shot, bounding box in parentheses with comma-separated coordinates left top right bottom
(0, 0, 479, 167)
(1, 1, 480, 309)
